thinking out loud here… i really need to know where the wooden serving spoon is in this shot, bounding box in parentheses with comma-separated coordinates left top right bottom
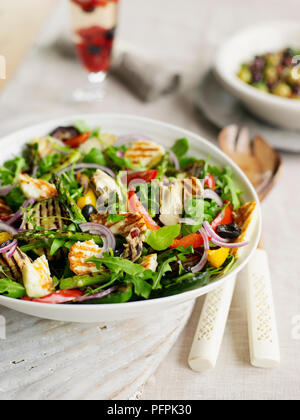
(188, 125, 282, 371)
(218, 125, 282, 201)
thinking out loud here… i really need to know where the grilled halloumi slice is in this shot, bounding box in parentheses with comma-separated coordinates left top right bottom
(22, 255, 55, 298)
(0, 248, 31, 281)
(91, 212, 148, 240)
(92, 169, 122, 204)
(124, 141, 165, 169)
(69, 240, 103, 275)
(159, 177, 203, 226)
(24, 199, 64, 231)
(19, 174, 58, 201)
(141, 254, 158, 272)
(231, 202, 257, 258)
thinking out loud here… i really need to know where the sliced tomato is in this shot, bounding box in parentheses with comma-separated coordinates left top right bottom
(204, 173, 216, 189)
(123, 170, 158, 187)
(211, 202, 233, 231)
(128, 190, 160, 231)
(170, 233, 204, 249)
(64, 132, 90, 148)
(22, 289, 84, 304)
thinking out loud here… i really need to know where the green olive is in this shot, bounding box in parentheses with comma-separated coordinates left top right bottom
(264, 66, 277, 83)
(272, 82, 292, 98)
(266, 53, 281, 67)
(238, 65, 252, 84)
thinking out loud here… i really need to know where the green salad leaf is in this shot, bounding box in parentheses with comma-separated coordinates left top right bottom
(146, 225, 181, 251)
(83, 147, 107, 166)
(0, 277, 26, 299)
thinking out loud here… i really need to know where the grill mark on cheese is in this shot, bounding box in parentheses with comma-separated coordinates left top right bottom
(91, 212, 147, 239)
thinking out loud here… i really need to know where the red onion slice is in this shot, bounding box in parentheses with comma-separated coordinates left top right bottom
(76, 286, 118, 303)
(79, 222, 116, 251)
(9, 198, 36, 227)
(58, 163, 115, 178)
(0, 239, 18, 255)
(6, 240, 18, 258)
(203, 221, 248, 249)
(0, 185, 14, 196)
(0, 221, 18, 236)
(203, 189, 223, 207)
(191, 228, 210, 273)
(169, 150, 180, 171)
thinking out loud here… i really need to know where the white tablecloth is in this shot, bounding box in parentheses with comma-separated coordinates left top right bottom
(0, 0, 299, 400)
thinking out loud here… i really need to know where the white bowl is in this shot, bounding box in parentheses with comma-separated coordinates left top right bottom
(0, 114, 261, 323)
(215, 21, 300, 131)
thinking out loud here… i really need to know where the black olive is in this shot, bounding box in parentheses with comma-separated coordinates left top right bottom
(217, 222, 242, 239)
(82, 205, 97, 221)
(50, 126, 80, 142)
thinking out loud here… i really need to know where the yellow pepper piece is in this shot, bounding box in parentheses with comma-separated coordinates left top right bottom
(0, 232, 13, 244)
(77, 189, 97, 210)
(206, 247, 230, 268)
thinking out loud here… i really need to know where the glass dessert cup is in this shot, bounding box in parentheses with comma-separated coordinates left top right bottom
(70, 0, 119, 101)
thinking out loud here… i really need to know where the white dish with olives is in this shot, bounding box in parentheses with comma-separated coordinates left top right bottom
(215, 21, 300, 131)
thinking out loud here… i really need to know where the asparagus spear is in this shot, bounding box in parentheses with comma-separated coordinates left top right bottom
(53, 174, 86, 224)
(16, 230, 103, 246)
(60, 273, 111, 290)
(20, 240, 50, 252)
(41, 150, 81, 181)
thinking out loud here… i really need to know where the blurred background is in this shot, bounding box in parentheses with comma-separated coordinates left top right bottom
(1, 0, 299, 136)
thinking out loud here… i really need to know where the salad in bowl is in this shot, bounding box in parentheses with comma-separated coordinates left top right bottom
(0, 118, 257, 310)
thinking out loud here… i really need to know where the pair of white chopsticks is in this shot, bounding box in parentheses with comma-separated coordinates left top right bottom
(188, 249, 280, 371)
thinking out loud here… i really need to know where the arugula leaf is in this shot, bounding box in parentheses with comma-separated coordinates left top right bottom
(205, 164, 243, 210)
(146, 225, 181, 251)
(0, 277, 26, 299)
(179, 157, 198, 169)
(171, 138, 189, 159)
(219, 168, 243, 210)
(107, 214, 125, 223)
(153, 256, 177, 289)
(88, 255, 145, 276)
(125, 271, 154, 299)
(5, 187, 26, 212)
(37, 153, 62, 177)
(181, 198, 204, 236)
(74, 120, 91, 133)
(83, 147, 107, 166)
(105, 146, 147, 170)
(0, 156, 27, 186)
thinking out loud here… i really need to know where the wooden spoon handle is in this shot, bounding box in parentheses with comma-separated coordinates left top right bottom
(188, 276, 236, 371)
(246, 248, 280, 368)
